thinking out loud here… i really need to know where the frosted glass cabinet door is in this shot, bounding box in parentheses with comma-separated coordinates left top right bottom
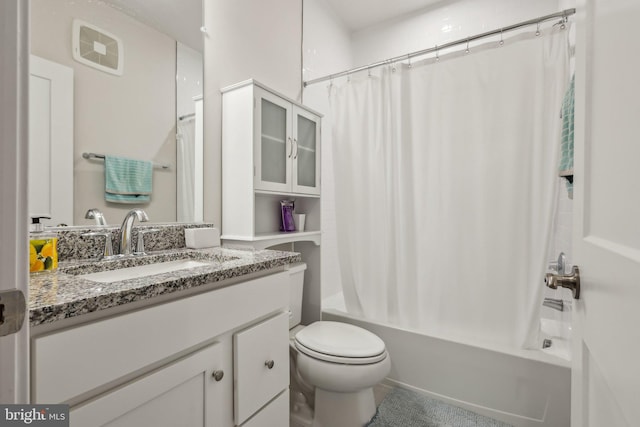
(255, 89, 292, 193)
(292, 106, 321, 195)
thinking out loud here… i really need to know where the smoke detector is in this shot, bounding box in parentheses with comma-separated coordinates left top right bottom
(72, 19, 124, 76)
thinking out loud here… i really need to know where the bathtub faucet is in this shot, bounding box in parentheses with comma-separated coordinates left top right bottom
(544, 265, 581, 299)
(542, 297, 564, 311)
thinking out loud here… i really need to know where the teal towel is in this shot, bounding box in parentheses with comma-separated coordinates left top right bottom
(104, 156, 152, 204)
(560, 75, 575, 197)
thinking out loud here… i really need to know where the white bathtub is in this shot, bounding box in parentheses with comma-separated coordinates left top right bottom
(322, 299, 571, 427)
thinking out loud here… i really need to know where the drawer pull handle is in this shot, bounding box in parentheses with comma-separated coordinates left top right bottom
(212, 370, 224, 381)
(264, 360, 275, 369)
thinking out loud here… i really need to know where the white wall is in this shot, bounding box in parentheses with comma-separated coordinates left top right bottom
(31, 0, 177, 225)
(351, 0, 564, 68)
(302, 0, 353, 300)
(202, 0, 303, 227)
(304, 0, 575, 304)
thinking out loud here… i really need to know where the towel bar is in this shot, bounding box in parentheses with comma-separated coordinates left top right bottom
(82, 152, 170, 170)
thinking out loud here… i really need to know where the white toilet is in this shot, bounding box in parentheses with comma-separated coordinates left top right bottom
(287, 263, 391, 427)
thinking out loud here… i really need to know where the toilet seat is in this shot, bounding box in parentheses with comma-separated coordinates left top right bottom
(294, 321, 387, 365)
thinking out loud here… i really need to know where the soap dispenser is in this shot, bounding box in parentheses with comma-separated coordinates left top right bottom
(29, 215, 58, 273)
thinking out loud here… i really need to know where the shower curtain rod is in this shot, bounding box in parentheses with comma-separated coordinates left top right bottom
(303, 8, 575, 87)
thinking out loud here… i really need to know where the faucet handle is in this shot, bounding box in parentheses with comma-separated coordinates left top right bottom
(82, 231, 115, 259)
(135, 228, 160, 255)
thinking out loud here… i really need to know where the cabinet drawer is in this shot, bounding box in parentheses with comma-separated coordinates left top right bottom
(241, 389, 289, 427)
(234, 311, 289, 425)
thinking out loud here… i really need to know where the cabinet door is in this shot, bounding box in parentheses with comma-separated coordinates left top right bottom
(70, 343, 229, 427)
(234, 312, 289, 425)
(255, 87, 292, 193)
(292, 106, 321, 195)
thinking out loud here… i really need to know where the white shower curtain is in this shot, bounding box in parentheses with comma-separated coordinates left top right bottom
(330, 28, 569, 349)
(177, 118, 196, 222)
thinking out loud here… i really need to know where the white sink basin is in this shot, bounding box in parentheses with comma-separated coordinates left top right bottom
(79, 259, 209, 283)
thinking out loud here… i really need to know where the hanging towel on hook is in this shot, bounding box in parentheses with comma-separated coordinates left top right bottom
(559, 74, 575, 197)
(104, 155, 153, 204)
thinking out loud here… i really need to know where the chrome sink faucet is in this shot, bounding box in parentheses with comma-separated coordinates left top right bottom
(119, 209, 149, 255)
(85, 208, 107, 225)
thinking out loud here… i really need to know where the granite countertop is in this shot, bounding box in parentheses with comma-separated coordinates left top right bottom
(29, 247, 301, 327)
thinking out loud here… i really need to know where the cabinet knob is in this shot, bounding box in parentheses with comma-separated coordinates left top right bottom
(264, 360, 275, 369)
(212, 370, 224, 381)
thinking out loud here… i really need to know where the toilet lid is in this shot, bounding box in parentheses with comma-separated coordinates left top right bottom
(294, 321, 387, 364)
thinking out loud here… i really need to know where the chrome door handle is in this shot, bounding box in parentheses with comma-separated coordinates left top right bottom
(545, 266, 580, 299)
(293, 139, 298, 159)
(264, 360, 275, 369)
(287, 137, 293, 158)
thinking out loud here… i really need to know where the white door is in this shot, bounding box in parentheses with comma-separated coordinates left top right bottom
(0, 0, 29, 404)
(572, 0, 640, 425)
(29, 55, 74, 226)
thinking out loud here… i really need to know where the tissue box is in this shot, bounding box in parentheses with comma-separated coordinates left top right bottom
(184, 227, 220, 249)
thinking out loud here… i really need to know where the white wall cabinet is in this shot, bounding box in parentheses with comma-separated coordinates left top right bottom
(252, 84, 320, 196)
(222, 80, 322, 249)
(31, 271, 290, 427)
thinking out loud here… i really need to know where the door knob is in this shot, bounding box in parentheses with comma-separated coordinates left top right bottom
(545, 265, 580, 299)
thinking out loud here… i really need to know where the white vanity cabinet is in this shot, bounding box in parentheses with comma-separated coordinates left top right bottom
(31, 271, 291, 427)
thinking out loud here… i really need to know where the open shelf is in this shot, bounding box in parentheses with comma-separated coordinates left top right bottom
(221, 230, 321, 250)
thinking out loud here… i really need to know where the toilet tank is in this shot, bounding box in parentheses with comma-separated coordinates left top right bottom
(286, 262, 307, 329)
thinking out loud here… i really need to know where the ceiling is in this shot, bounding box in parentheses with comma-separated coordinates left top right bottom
(323, 0, 447, 31)
(102, 0, 203, 52)
(100, 0, 449, 53)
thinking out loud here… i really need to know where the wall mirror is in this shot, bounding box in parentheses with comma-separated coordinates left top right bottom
(29, 0, 204, 226)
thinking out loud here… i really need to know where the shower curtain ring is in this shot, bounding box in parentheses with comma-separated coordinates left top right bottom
(536, 22, 541, 36)
(499, 29, 504, 46)
(435, 45, 439, 62)
(465, 38, 470, 54)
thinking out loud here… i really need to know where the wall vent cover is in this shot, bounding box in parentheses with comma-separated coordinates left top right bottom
(72, 19, 124, 76)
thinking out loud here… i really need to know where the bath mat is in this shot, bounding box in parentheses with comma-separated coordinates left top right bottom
(366, 387, 514, 427)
